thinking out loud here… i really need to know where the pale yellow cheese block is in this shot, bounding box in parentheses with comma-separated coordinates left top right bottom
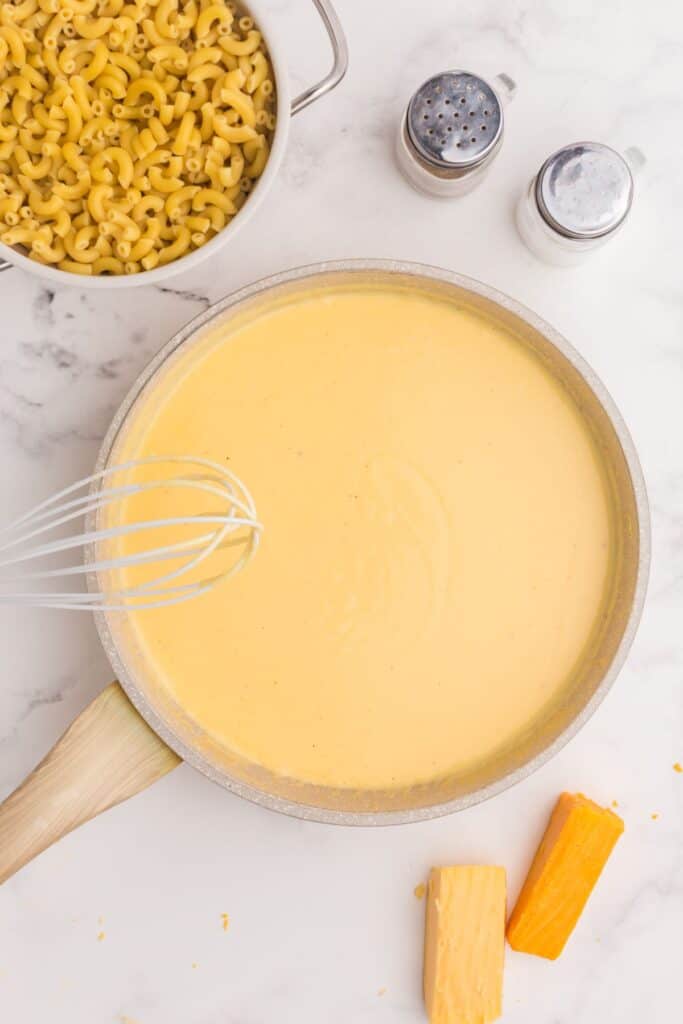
(424, 866, 506, 1024)
(110, 282, 617, 790)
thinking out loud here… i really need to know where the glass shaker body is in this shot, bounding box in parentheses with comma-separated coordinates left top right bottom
(516, 143, 644, 266)
(396, 72, 516, 199)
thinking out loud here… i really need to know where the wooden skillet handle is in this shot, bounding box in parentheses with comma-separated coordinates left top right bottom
(0, 682, 180, 885)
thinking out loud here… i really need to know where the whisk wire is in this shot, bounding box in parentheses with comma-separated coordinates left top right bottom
(0, 456, 262, 611)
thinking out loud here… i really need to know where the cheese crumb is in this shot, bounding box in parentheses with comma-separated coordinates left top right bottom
(221, 913, 230, 932)
(414, 883, 426, 900)
(674, 763, 682, 773)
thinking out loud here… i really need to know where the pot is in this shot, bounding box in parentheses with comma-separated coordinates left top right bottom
(0, 0, 348, 289)
(0, 260, 650, 885)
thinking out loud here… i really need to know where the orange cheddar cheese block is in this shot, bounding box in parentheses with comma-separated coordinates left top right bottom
(424, 865, 506, 1024)
(507, 792, 624, 960)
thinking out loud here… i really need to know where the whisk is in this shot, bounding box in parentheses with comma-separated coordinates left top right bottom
(0, 456, 262, 611)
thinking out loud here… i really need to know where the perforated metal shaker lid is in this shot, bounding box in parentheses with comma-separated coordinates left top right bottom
(535, 142, 634, 239)
(407, 71, 504, 170)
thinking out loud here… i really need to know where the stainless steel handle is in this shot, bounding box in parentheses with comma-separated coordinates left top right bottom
(291, 0, 348, 116)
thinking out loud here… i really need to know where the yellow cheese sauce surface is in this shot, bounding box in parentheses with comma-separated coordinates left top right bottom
(111, 283, 616, 790)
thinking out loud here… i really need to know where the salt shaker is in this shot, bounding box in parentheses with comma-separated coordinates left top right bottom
(396, 71, 516, 198)
(516, 142, 645, 266)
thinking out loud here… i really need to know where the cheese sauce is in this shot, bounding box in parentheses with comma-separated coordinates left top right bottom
(110, 283, 616, 790)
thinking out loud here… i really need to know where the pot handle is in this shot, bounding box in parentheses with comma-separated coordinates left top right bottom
(291, 0, 348, 116)
(0, 682, 180, 885)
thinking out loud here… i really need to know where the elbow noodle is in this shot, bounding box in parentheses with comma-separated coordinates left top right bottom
(95, 72, 126, 99)
(69, 74, 92, 116)
(212, 116, 255, 144)
(133, 146, 168, 172)
(63, 0, 98, 15)
(72, 14, 112, 37)
(53, 206, 71, 236)
(7, 0, 40, 22)
(0, 0, 275, 274)
(80, 39, 107, 81)
(131, 125, 155, 158)
(218, 86, 254, 126)
(187, 44, 221, 71)
(0, 194, 23, 214)
(92, 253, 123, 272)
(127, 234, 153, 259)
(172, 90, 189, 117)
(0, 24, 28, 65)
(140, 215, 160, 240)
(148, 43, 187, 70)
(157, 222, 189, 264)
(148, 164, 181, 192)
(111, 51, 140, 77)
(140, 247, 158, 270)
(87, 180, 112, 219)
(195, 4, 231, 38)
(186, 62, 221, 84)
(53, 170, 91, 197)
(125, 74, 165, 107)
(141, 17, 167, 47)
(187, 80, 207, 110)
(192, 186, 234, 214)
(171, 108, 193, 155)
(218, 29, 259, 56)
(21, 64, 49, 91)
(63, 139, 87, 170)
(108, 205, 140, 239)
(73, 222, 98, 248)
(64, 229, 100, 260)
(203, 203, 224, 230)
(45, 83, 70, 107)
(184, 213, 209, 233)
(62, 93, 83, 140)
(131, 192, 163, 218)
(19, 152, 51, 177)
(32, 235, 66, 261)
(165, 182, 198, 217)
(18, 127, 43, 154)
(28, 189, 63, 215)
(148, 114, 167, 143)
(165, 154, 182, 175)
(5, 74, 35, 100)
(57, 257, 93, 273)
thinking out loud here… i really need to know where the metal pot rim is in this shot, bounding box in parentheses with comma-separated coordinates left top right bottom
(92, 258, 651, 825)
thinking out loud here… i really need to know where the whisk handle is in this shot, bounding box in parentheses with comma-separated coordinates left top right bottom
(0, 682, 180, 886)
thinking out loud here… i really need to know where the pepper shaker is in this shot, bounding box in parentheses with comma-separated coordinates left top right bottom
(396, 70, 516, 198)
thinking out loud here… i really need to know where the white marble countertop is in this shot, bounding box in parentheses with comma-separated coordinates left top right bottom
(1, 0, 681, 1020)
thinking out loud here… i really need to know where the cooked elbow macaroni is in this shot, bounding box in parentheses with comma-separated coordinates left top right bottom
(0, 0, 275, 275)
